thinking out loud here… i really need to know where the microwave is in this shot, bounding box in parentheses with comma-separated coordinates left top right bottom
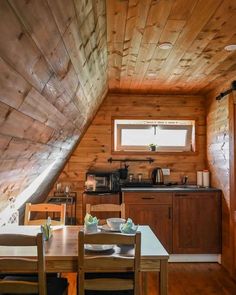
(85, 172, 120, 193)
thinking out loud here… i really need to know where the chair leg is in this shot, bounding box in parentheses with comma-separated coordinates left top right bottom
(78, 271, 84, 295)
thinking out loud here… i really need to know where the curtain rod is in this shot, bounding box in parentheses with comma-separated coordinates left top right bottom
(216, 80, 236, 100)
(108, 157, 154, 164)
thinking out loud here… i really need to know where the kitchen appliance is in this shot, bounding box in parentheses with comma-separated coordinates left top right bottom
(151, 167, 164, 185)
(85, 171, 120, 193)
(118, 164, 129, 180)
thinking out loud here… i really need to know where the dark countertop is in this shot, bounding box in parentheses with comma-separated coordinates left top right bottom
(121, 185, 221, 193)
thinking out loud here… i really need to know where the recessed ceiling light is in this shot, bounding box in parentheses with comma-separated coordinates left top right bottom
(224, 44, 236, 51)
(158, 42, 173, 50)
(147, 73, 156, 77)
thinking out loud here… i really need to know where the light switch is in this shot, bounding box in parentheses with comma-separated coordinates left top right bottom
(162, 168, 170, 176)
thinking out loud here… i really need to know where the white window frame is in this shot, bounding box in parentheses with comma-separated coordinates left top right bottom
(116, 124, 151, 151)
(114, 119, 195, 153)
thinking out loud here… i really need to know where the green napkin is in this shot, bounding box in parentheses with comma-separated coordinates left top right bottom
(84, 213, 99, 225)
(120, 218, 138, 234)
(40, 217, 52, 241)
(84, 213, 99, 233)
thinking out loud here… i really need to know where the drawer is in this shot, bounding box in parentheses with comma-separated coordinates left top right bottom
(123, 192, 172, 205)
(174, 192, 217, 198)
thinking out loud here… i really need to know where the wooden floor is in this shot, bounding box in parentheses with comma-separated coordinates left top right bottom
(64, 263, 236, 295)
(148, 263, 236, 295)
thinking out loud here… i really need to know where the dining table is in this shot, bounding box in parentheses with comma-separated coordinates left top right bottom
(0, 225, 169, 295)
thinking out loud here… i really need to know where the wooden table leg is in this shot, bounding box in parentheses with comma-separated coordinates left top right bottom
(160, 260, 168, 295)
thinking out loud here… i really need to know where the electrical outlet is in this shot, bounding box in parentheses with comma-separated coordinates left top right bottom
(162, 168, 170, 176)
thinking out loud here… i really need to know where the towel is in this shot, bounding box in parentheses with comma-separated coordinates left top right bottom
(84, 213, 99, 233)
(120, 218, 138, 234)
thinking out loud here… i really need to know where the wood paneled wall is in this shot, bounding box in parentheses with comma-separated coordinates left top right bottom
(0, 0, 108, 218)
(206, 82, 234, 276)
(57, 93, 206, 223)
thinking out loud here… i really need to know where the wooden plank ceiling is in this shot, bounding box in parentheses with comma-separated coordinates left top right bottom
(107, 0, 236, 94)
(0, 0, 107, 213)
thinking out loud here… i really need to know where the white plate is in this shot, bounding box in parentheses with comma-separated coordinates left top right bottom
(84, 244, 114, 251)
(101, 224, 121, 232)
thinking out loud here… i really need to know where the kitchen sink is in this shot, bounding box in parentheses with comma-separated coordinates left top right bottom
(176, 185, 199, 188)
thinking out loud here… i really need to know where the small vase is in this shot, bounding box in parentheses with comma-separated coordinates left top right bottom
(84, 223, 98, 233)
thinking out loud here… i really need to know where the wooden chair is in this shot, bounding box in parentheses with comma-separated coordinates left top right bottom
(0, 233, 68, 295)
(86, 203, 125, 224)
(24, 203, 66, 226)
(78, 230, 141, 295)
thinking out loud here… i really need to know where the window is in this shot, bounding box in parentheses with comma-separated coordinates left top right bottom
(114, 119, 195, 152)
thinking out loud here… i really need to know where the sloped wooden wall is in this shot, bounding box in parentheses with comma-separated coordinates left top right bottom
(206, 82, 235, 275)
(0, 0, 108, 215)
(56, 93, 206, 224)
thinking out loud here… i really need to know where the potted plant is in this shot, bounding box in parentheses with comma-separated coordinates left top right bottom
(149, 144, 156, 151)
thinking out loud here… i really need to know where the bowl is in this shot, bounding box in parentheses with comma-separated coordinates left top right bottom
(106, 218, 126, 231)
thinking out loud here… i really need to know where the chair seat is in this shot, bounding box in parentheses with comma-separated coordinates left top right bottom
(85, 272, 134, 295)
(85, 291, 133, 295)
(2, 276, 68, 295)
(85, 272, 134, 280)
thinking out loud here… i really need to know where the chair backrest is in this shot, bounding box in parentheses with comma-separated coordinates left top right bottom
(0, 233, 46, 295)
(86, 203, 125, 221)
(78, 230, 141, 295)
(24, 203, 66, 226)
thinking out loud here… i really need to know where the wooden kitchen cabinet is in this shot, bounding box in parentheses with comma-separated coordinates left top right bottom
(123, 192, 173, 253)
(82, 193, 120, 220)
(173, 192, 221, 254)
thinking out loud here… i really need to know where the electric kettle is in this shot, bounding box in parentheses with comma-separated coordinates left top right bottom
(151, 167, 164, 185)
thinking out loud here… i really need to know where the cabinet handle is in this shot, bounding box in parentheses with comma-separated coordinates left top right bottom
(168, 207, 172, 219)
(175, 194, 189, 197)
(97, 193, 115, 196)
(141, 197, 155, 200)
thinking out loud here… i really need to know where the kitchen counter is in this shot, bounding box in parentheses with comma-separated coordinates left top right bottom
(121, 186, 221, 193)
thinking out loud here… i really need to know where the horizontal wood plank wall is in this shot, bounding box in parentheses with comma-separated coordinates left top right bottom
(56, 94, 206, 224)
(206, 82, 234, 276)
(0, 0, 108, 218)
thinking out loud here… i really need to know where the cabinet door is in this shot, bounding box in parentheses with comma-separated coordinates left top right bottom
(173, 192, 221, 254)
(82, 193, 120, 220)
(125, 203, 172, 253)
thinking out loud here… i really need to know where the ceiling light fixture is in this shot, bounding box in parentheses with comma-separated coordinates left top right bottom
(224, 44, 236, 51)
(147, 73, 156, 77)
(158, 42, 173, 50)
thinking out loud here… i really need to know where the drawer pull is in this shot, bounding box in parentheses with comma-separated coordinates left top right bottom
(141, 197, 155, 200)
(175, 194, 189, 197)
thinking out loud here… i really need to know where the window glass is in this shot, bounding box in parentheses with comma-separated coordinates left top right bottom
(114, 119, 195, 152)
